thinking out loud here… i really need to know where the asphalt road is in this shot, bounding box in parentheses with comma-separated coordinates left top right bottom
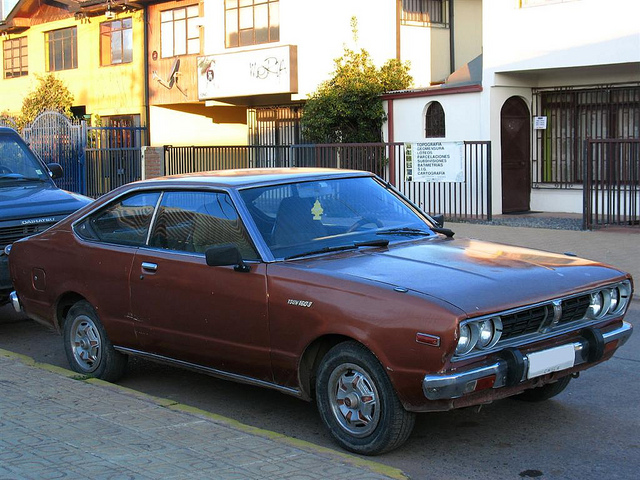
(1, 301, 638, 480)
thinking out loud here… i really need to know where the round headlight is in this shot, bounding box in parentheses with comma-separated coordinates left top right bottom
(589, 291, 605, 318)
(456, 323, 477, 356)
(476, 320, 494, 349)
(609, 288, 619, 313)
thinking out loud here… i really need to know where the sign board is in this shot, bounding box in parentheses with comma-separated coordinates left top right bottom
(533, 116, 548, 130)
(197, 45, 298, 100)
(405, 141, 465, 183)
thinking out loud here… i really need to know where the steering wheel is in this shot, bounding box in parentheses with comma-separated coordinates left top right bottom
(346, 217, 383, 233)
(0, 165, 12, 174)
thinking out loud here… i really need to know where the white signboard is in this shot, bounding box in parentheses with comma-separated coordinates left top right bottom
(405, 142, 465, 183)
(197, 45, 297, 100)
(533, 116, 548, 130)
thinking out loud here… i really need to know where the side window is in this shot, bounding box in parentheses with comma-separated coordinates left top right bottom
(148, 191, 258, 260)
(75, 192, 160, 246)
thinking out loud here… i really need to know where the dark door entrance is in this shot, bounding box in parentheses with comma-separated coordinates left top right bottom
(501, 96, 531, 213)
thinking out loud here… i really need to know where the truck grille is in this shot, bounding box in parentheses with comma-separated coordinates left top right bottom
(500, 294, 591, 340)
(0, 223, 57, 249)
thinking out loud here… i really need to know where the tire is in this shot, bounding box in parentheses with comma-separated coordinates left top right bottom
(63, 300, 127, 382)
(514, 376, 572, 402)
(315, 341, 416, 455)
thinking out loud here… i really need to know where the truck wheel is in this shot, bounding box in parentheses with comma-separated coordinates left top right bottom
(63, 300, 127, 382)
(514, 376, 572, 402)
(315, 341, 415, 455)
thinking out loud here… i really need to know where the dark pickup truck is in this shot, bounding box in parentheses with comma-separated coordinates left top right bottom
(0, 126, 91, 304)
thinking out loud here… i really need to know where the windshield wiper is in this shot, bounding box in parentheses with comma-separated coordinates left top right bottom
(377, 226, 455, 238)
(285, 239, 390, 260)
(0, 174, 46, 183)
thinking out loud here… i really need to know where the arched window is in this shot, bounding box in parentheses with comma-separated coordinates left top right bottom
(425, 101, 445, 138)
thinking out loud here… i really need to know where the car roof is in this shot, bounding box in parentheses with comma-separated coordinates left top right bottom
(132, 168, 374, 189)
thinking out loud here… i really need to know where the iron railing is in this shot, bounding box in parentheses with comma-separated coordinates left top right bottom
(583, 139, 640, 229)
(164, 142, 492, 221)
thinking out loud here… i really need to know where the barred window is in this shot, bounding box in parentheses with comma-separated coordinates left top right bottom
(161, 5, 200, 58)
(100, 18, 133, 66)
(45, 27, 77, 71)
(425, 101, 445, 138)
(3, 37, 28, 78)
(402, 0, 448, 26)
(225, 0, 280, 48)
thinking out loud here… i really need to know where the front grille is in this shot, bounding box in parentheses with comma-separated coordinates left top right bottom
(500, 293, 591, 340)
(501, 305, 550, 339)
(0, 223, 56, 248)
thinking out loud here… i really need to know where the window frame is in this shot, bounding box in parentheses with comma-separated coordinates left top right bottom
(3, 36, 28, 79)
(100, 17, 134, 66)
(401, 0, 449, 27)
(425, 101, 446, 138)
(160, 4, 201, 58)
(225, 0, 280, 49)
(45, 26, 78, 72)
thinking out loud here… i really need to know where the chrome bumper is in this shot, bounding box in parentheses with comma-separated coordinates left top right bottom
(422, 321, 633, 401)
(10, 291, 21, 313)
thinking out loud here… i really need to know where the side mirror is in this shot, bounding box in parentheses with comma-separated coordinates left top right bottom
(47, 163, 64, 180)
(431, 214, 445, 228)
(205, 244, 250, 273)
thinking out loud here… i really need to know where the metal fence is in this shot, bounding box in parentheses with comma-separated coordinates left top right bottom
(583, 139, 640, 229)
(85, 126, 146, 197)
(164, 142, 492, 221)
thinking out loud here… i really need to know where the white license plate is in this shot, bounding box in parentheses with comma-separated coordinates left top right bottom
(526, 344, 576, 380)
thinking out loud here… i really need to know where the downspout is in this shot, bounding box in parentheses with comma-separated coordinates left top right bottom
(396, 0, 401, 60)
(387, 99, 396, 186)
(143, 6, 151, 146)
(449, 0, 455, 74)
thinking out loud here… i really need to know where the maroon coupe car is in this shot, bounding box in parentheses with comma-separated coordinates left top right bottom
(9, 168, 633, 454)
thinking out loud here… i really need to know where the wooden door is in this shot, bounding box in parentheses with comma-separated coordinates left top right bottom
(501, 97, 531, 213)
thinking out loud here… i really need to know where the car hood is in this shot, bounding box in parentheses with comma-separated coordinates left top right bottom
(0, 182, 91, 222)
(288, 238, 627, 316)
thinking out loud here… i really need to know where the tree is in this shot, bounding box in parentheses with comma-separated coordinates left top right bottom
(17, 74, 74, 129)
(302, 47, 412, 144)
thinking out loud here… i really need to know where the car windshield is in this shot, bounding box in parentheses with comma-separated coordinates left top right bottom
(239, 176, 436, 259)
(0, 133, 49, 182)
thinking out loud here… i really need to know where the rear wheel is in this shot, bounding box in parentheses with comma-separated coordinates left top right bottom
(315, 341, 415, 455)
(63, 300, 127, 382)
(514, 376, 571, 402)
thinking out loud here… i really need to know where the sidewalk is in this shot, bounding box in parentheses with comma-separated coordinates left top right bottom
(0, 350, 405, 480)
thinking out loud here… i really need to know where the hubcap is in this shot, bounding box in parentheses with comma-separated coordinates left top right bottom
(327, 363, 381, 438)
(70, 315, 101, 373)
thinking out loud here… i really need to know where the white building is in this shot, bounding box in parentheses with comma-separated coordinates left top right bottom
(386, 0, 640, 215)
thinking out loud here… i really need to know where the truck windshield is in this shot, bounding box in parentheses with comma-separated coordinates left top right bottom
(0, 133, 49, 182)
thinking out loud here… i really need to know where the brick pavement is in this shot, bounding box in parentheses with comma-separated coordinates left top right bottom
(0, 350, 406, 480)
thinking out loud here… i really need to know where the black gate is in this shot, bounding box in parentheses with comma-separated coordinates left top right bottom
(583, 139, 640, 229)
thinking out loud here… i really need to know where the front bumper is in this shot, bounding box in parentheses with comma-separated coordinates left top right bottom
(422, 321, 633, 400)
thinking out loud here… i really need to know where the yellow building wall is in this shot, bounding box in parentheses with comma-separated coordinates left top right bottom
(1, 10, 146, 121)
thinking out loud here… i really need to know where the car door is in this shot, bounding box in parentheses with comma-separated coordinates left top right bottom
(129, 189, 272, 381)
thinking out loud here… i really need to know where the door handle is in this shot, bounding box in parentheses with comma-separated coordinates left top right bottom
(141, 262, 158, 272)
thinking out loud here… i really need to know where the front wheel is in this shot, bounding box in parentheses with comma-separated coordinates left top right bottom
(63, 300, 127, 382)
(315, 341, 416, 455)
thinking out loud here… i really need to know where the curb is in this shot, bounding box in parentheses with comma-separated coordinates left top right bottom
(0, 347, 409, 480)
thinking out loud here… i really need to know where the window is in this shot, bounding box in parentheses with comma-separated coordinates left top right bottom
(45, 27, 77, 71)
(76, 192, 160, 246)
(101, 18, 133, 65)
(425, 101, 445, 138)
(160, 5, 200, 58)
(402, 0, 448, 26)
(532, 85, 640, 186)
(148, 191, 258, 259)
(225, 0, 280, 48)
(3, 37, 28, 78)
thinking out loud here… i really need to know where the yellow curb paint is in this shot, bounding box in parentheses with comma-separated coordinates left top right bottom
(0, 348, 409, 479)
